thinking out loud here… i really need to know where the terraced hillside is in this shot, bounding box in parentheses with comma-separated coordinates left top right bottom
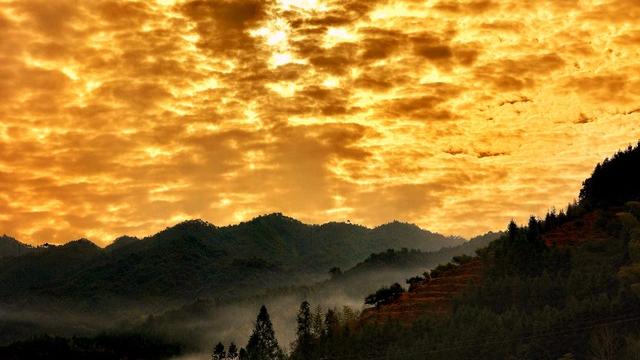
(542, 211, 606, 247)
(360, 209, 619, 324)
(361, 258, 483, 323)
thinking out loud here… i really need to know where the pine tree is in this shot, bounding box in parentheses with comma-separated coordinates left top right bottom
(342, 305, 357, 327)
(246, 305, 284, 360)
(508, 220, 518, 241)
(213, 342, 226, 360)
(228, 343, 239, 360)
(311, 305, 324, 338)
(292, 301, 313, 360)
(527, 216, 540, 243)
(239, 348, 248, 360)
(324, 309, 339, 338)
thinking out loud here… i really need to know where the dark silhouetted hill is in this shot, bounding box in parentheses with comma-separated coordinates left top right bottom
(580, 141, 640, 207)
(104, 236, 139, 253)
(0, 239, 102, 301)
(0, 214, 463, 307)
(0, 235, 35, 258)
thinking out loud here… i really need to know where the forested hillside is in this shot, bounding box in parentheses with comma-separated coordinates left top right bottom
(125, 231, 500, 353)
(231, 142, 640, 360)
(0, 235, 35, 258)
(0, 214, 461, 309)
(0, 214, 468, 352)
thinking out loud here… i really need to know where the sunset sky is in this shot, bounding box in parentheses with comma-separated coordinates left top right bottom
(1, 0, 639, 245)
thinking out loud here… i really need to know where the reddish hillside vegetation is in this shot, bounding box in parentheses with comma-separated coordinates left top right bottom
(542, 211, 607, 247)
(360, 209, 621, 325)
(361, 258, 483, 323)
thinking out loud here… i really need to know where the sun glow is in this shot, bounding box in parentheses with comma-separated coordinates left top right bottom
(324, 27, 357, 48)
(2, 0, 639, 245)
(278, 0, 324, 11)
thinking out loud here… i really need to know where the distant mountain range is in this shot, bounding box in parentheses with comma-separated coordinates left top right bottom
(0, 214, 466, 307)
(138, 231, 502, 352)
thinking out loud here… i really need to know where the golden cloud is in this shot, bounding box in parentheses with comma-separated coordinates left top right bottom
(0, 0, 639, 244)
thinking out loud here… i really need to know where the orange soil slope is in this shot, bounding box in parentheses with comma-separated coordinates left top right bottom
(360, 211, 612, 325)
(542, 211, 607, 247)
(360, 259, 483, 324)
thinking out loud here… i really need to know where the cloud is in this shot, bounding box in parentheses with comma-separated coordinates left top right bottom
(359, 29, 405, 61)
(0, 0, 639, 244)
(433, 0, 497, 14)
(575, 113, 593, 124)
(181, 0, 268, 53)
(474, 53, 565, 91)
(11, 0, 81, 37)
(565, 73, 639, 103)
(476, 150, 509, 158)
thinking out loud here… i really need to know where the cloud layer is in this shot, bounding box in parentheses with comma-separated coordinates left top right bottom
(1, 0, 639, 244)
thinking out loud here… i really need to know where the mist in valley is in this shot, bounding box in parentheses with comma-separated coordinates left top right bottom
(0, 265, 434, 358)
(141, 266, 434, 356)
(0, 225, 498, 358)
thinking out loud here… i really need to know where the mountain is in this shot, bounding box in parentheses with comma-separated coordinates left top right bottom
(104, 235, 139, 253)
(333, 231, 499, 283)
(0, 235, 35, 258)
(126, 230, 501, 353)
(317, 231, 500, 301)
(0, 215, 463, 307)
(0, 239, 102, 301)
(369, 221, 464, 250)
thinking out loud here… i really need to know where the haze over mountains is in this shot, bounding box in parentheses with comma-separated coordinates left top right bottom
(136, 231, 501, 353)
(0, 213, 500, 352)
(0, 214, 466, 307)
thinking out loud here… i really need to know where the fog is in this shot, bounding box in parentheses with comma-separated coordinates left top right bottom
(0, 257, 446, 357)
(141, 266, 433, 356)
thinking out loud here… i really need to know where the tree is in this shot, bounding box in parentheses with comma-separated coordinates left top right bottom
(228, 343, 239, 360)
(311, 305, 324, 338)
(406, 276, 423, 291)
(239, 348, 248, 360)
(246, 305, 284, 360)
(527, 216, 540, 244)
(324, 309, 339, 338)
(213, 342, 226, 360)
(291, 301, 314, 360)
(508, 220, 518, 241)
(364, 283, 404, 307)
(341, 305, 358, 326)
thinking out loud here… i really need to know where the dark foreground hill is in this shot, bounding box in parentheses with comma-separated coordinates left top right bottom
(0, 235, 35, 258)
(0, 214, 463, 308)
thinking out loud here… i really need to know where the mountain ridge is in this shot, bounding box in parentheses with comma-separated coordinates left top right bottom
(2, 213, 470, 250)
(0, 213, 468, 308)
(0, 235, 36, 259)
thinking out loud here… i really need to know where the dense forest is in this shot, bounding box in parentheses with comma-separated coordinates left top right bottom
(0, 333, 181, 360)
(213, 142, 640, 359)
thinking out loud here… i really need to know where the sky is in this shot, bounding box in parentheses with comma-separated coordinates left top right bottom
(1, 0, 639, 245)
